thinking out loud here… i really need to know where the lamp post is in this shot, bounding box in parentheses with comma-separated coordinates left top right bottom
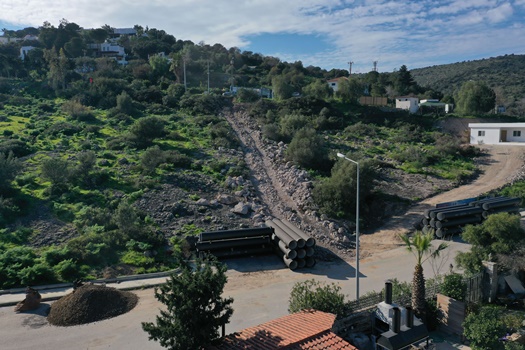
(336, 152, 360, 301)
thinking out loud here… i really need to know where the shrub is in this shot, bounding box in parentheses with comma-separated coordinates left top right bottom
(289, 279, 347, 317)
(141, 146, 166, 173)
(463, 306, 505, 350)
(285, 127, 330, 171)
(440, 273, 467, 301)
(61, 100, 96, 121)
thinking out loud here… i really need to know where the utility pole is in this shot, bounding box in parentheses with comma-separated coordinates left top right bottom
(348, 61, 354, 76)
(183, 58, 187, 91)
(207, 60, 210, 94)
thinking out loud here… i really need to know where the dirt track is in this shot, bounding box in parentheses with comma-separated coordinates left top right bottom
(360, 144, 525, 260)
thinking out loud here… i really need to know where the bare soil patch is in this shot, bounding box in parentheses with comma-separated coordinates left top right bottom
(47, 284, 138, 326)
(360, 144, 525, 261)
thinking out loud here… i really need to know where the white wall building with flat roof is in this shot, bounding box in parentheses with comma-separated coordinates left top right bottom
(469, 123, 525, 144)
(395, 96, 419, 114)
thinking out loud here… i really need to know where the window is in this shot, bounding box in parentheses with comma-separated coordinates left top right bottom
(513, 131, 521, 137)
(478, 131, 485, 136)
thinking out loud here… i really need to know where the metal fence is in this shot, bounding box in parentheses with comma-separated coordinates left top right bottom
(348, 272, 484, 312)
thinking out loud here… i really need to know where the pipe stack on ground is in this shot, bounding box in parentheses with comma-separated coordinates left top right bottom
(421, 196, 521, 239)
(265, 218, 317, 270)
(196, 227, 274, 258)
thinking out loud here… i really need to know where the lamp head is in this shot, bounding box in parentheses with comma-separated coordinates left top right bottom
(336, 153, 345, 158)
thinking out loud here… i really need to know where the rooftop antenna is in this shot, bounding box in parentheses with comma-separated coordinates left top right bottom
(373, 61, 378, 72)
(348, 61, 354, 76)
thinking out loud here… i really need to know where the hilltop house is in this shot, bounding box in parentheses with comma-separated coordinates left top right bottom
(395, 96, 419, 113)
(87, 41, 127, 64)
(19, 46, 36, 60)
(469, 123, 525, 144)
(327, 77, 348, 92)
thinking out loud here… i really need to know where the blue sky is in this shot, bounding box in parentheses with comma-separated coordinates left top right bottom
(1, 0, 524, 73)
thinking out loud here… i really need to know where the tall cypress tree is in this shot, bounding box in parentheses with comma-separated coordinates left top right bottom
(142, 255, 233, 350)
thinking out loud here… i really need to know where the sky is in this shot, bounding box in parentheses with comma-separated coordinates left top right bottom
(1, 0, 524, 73)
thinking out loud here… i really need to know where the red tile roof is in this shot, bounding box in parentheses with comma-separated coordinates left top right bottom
(209, 310, 358, 350)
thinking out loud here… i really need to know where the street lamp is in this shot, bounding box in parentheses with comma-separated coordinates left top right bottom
(336, 152, 360, 301)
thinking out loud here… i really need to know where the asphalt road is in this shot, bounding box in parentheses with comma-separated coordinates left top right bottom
(0, 238, 470, 350)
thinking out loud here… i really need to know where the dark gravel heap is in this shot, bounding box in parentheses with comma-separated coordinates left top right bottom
(47, 284, 138, 326)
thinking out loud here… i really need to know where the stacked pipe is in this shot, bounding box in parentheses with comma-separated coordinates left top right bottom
(265, 218, 316, 270)
(196, 227, 274, 258)
(421, 196, 521, 239)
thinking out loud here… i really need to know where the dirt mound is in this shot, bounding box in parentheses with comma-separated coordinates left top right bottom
(47, 284, 138, 326)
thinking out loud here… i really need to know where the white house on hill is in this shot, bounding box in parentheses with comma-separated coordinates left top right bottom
(395, 96, 419, 114)
(326, 77, 347, 92)
(469, 123, 525, 144)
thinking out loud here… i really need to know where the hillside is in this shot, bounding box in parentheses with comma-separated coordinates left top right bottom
(411, 54, 525, 110)
(1, 21, 525, 289)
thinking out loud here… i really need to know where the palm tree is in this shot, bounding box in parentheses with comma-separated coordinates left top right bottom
(400, 231, 447, 318)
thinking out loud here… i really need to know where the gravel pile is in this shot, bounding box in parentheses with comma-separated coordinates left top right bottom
(47, 284, 138, 326)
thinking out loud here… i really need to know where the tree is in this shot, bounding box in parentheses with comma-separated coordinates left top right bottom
(302, 79, 333, 100)
(456, 212, 525, 274)
(456, 81, 496, 115)
(128, 116, 166, 148)
(40, 157, 71, 190)
(44, 48, 68, 90)
(463, 306, 506, 350)
(400, 231, 447, 317)
(285, 127, 329, 171)
(395, 65, 416, 95)
(440, 273, 466, 301)
(0, 152, 22, 193)
(336, 77, 362, 104)
(288, 279, 347, 317)
(142, 256, 233, 350)
(272, 75, 293, 100)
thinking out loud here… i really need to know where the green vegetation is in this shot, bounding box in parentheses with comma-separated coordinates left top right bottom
(142, 255, 233, 350)
(0, 20, 521, 288)
(288, 279, 348, 317)
(456, 212, 525, 275)
(400, 231, 448, 317)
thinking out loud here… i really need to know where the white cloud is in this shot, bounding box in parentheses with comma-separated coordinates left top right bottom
(0, 0, 524, 71)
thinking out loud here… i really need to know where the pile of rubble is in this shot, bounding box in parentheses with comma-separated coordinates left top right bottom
(47, 284, 138, 326)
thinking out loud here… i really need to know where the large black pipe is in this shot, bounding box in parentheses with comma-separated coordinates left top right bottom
(268, 219, 306, 248)
(435, 227, 462, 239)
(275, 218, 316, 247)
(435, 215, 482, 229)
(200, 227, 273, 241)
(429, 204, 470, 219)
(208, 246, 273, 258)
(436, 207, 483, 221)
(385, 280, 392, 304)
(196, 236, 270, 251)
(482, 198, 520, 210)
(296, 249, 306, 259)
(305, 246, 315, 257)
(296, 258, 306, 268)
(482, 206, 520, 219)
(422, 225, 433, 234)
(305, 256, 316, 268)
(266, 220, 298, 250)
(406, 306, 414, 328)
(429, 219, 437, 228)
(275, 238, 297, 259)
(276, 250, 298, 270)
(392, 307, 401, 333)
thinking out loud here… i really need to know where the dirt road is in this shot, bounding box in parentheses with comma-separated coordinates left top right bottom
(360, 144, 525, 260)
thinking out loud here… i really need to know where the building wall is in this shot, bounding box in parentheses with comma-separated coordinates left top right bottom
(395, 98, 419, 113)
(469, 127, 500, 144)
(469, 123, 525, 144)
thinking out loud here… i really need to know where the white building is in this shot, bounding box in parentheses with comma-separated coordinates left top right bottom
(469, 123, 525, 145)
(326, 77, 347, 92)
(395, 96, 419, 114)
(20, 46, 36, 60)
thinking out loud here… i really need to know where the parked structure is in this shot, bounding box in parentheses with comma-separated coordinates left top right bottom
(327, 77, 348, 92)
(469, 123, 525, 144)
(395, 96, 419, 113)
